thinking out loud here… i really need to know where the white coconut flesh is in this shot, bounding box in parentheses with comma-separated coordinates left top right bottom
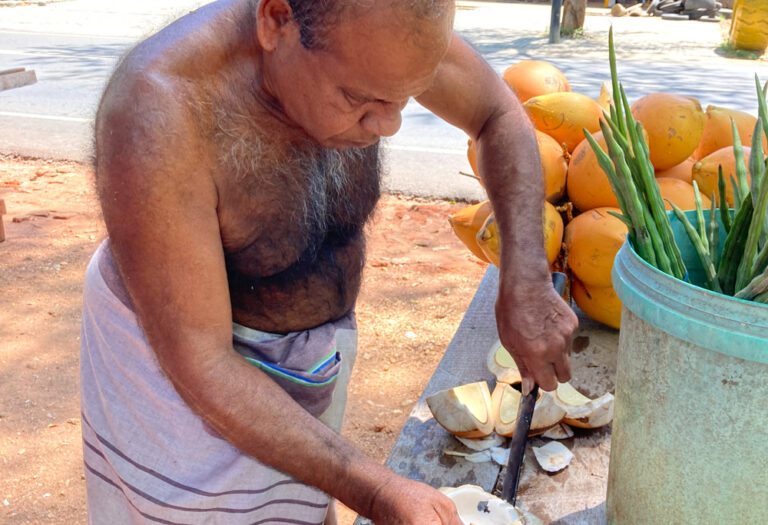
(492, 383, 566, 437)
(492, 383, 521, 435)
(486, 343, 522, 384)
(426, 381, 495, 438)
(439, 485, 526, 524)
(532, 441, 574, 473)
(554, 383, 615, 428)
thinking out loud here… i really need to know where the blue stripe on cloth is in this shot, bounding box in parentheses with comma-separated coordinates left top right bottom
(243, 357, 339, 386)
(309, 350, 338, 374)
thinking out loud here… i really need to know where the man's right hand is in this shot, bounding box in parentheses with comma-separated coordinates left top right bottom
(368, 476, 464, 525)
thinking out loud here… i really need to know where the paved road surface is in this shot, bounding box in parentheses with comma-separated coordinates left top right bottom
(1, 1, 764, 201)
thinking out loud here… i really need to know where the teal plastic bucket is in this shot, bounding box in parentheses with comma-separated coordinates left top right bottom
(608, 210, 768, 523)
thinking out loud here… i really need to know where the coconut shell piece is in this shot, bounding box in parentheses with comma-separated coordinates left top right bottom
(443, 445, 511, 467)
(456, 433, 505, 452)
(492, 383, 565, 437)
(444, 449, 493, 463)
(490, 446, 511, 466)
(426, 381, 495, 438)
(439, 485, 540, 524)
(532, 441, 573, 473)
(554, 382, 614, 429)
(541, 422, 575, 440)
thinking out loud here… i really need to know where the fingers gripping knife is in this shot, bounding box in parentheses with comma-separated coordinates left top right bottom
(501, 272, 567, 505)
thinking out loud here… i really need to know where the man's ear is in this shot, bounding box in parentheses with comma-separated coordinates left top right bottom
(257, 0, 298, 52)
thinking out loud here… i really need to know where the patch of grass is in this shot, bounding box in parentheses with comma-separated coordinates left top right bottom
(717, 41, 765, 60)
(561, 27, 587, 39)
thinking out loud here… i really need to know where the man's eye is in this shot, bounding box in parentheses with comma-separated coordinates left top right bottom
(342, 90, 364, 107)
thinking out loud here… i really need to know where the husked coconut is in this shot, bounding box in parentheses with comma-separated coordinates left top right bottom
(477, 209, 563, 268)
(486, 342, 523, 384)
(596, 81, 612, 111)
(524, 92, 603, 153)
(492, 383, 566, 437)
(542, 422, 575, 440)
(426, 382, 495, 438)
(554, 382, 615, 429)
(439, 485, 534, 524)
(449, 200, 493, 263)
(570, 278, 622, 330)
(532, 441, 573, 473)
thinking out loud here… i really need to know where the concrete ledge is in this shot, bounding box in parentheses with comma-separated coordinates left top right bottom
(0, 69, 37, 92)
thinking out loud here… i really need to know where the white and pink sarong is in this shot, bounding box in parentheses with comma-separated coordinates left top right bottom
(80, 241, 358, 524)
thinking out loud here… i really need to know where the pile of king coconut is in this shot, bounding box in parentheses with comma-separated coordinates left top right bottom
(452, 58, 767, 330)
(426, 342, 614, 524)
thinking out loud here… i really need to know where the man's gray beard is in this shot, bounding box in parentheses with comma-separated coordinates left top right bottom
(283, 141, 382, 264)
(297, 141, 382, 242)
(215, 108, 383, 261)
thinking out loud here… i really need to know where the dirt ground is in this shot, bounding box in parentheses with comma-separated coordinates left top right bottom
(0, 154, 489, 524)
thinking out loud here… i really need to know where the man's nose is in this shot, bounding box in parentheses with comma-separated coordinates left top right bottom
(359, 99, 407, 138)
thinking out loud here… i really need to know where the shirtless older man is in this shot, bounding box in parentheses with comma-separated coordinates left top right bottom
(80, 0, 578, 523)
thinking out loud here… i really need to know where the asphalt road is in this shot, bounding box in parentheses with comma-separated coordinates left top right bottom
(1, 3, 765, 201)
(0, 26, 484, 200)
(0, 30, 124, 163)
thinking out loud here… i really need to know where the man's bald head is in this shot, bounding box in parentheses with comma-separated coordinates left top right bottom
(253, 0, 453, 49)
(254, 0, 454, 147)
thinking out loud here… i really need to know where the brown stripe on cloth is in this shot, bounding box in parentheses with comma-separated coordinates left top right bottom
(81, 412, 307, 497)
(80, 240, 358, 524)
(83, 462, 325, 525)
(82, 448, 328, 516)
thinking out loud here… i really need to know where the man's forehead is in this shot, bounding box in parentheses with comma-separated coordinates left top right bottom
(326, 0, 453, 50)
(306, 0, 454, 33)
(337, 0, 453, 21)
(324, 15, 450, 102)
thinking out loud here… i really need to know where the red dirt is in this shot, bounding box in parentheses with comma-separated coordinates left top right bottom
(0, 154, 488, 524)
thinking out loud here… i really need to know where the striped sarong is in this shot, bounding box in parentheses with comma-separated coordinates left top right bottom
(80, 241, 358, 524)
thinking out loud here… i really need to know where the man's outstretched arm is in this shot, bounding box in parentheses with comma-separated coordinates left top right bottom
(417, 34, 578, 392)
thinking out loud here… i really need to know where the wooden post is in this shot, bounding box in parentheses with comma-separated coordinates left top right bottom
(562, 0, 587, 34)
(0, 199, 6, 243)
(549, 0, 563, 44)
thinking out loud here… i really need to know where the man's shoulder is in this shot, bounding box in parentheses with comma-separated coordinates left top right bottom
(99, 36, 195, 122)
(96, 1, 256, 144)
(94, 20, 220, 166)
(95, 67, 196, 169)
(93, 44, 210, 196)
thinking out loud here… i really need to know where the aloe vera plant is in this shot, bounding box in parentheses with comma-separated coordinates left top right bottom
(586, 28, 768, 304)
(584, 28, 685, 281)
